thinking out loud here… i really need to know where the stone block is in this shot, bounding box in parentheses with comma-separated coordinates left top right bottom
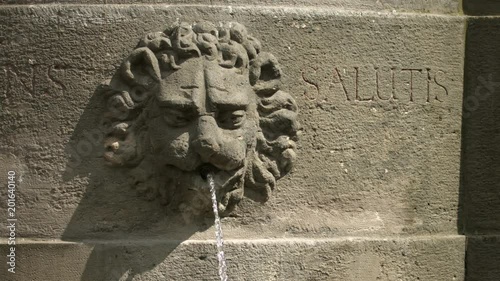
(0, 236, 465, 281)
(0, 5, 466, 240)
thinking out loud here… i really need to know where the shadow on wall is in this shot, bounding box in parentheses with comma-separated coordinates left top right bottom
(60, 86, 211, 281)
(461, 17, 500, 281)
(463, 0, 500, 16)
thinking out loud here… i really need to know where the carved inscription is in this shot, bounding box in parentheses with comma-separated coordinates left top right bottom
(1, 64, 66, 94)
(0, 63, 66, 98)
(302, 66, 449, 103)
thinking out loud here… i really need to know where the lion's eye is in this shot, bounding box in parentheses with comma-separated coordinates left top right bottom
(163, 109, 193, 127)
(217, 110, 246, 129)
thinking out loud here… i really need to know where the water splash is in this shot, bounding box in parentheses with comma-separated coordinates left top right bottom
(207, 173, 228, 281)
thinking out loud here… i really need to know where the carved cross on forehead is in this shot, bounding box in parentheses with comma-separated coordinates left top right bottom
(157, 58, 251, 115)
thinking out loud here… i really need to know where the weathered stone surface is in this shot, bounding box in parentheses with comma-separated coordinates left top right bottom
(462, 17, 500, 235)
(0, 236, 465, 281)
(0, 1, 461, 15)
(0, 5, 465, 240)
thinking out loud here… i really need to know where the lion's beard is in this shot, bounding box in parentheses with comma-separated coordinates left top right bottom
(129, 158, 246, 222)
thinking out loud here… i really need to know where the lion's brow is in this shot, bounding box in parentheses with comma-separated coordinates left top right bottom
(180, 85, 199, 89)
(158, 99, 197, 109)
(208, 87, 249, 107)
(209, 85, 228, 92)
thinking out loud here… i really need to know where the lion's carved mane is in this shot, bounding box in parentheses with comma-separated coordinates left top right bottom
(100, 20, 299, 216)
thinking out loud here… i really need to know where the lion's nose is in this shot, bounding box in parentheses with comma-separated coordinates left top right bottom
(193, 138, 220, 156)
(192, 116, 221, 161)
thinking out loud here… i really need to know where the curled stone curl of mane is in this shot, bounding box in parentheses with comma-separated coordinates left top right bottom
(100, 20, 300, 215)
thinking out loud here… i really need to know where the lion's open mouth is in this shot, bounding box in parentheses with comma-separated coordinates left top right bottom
(198, 163, 220, 180)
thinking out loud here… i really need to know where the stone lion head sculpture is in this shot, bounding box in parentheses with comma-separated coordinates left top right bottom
(100, 21, 299, 219)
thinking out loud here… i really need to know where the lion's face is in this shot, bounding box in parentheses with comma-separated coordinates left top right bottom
(145, 58, 258, 216)
(148, 58, 256, 173)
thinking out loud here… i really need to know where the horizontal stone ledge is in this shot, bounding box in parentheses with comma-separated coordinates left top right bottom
(0, 234, 466, 245)
(0, 4, 465, 17)
(1, 235, 465, 281)
(0, 0, 461, 15)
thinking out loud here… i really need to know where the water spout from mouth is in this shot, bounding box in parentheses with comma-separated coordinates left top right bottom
(200, 164, 216, 180)
(207, 173, 228, 281)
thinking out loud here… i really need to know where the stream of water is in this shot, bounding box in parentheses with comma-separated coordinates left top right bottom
(207, 173, 228, 281)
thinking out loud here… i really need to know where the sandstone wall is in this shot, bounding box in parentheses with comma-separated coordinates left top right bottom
(0, 1, 490, 280)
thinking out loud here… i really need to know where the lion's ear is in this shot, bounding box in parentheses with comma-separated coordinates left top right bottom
(249, 52, 282, 95)
(120, 47, 161, 88)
